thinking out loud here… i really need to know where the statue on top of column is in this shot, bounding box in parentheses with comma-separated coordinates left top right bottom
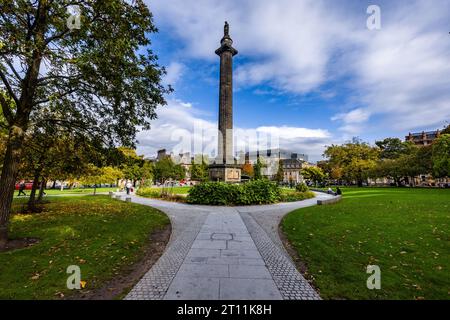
(224, 21, 229, 37)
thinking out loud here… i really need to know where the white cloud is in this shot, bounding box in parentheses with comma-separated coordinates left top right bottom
(256, 126, 330, 140)
(332, 109, 370, 124)
(147, 0, 450, 137)
(162, 61, 185, 87)
(149, 0, 355, 93)
(350, 17, 450, 131)
(136, 99, 333, 162)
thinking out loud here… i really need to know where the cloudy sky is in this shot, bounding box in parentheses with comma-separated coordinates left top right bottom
(137, 0, 450, 162)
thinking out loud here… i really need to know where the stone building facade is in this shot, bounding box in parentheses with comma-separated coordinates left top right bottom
(406, 130, 441, 146)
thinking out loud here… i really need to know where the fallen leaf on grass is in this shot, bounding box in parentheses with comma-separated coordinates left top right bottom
(30, 274, 40, 280)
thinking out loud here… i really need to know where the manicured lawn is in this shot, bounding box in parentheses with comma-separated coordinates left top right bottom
(14, 187, 117, 197)
(0, 196, 169, 299)
(151, 186, 192, 194)
(281, 187, 450, 300)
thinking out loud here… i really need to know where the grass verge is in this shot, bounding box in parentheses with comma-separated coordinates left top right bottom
(0, 196, 170, 299)
(281, 187, 450, 300)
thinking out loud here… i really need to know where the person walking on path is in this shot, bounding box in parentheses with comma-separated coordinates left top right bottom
(18, 181, 27, 196)
(126, 181, 132, 195)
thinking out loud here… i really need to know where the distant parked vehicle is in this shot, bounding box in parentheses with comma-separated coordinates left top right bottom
(15, 182, 33, 190)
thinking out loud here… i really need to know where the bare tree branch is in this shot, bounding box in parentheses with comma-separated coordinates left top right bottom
(0, 69, 19, 106)
(0, 93, 14, 124)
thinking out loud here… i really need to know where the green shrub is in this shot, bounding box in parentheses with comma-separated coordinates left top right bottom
(295, 183, 309, 193)
(280, 191, 315, 202)
(137, 187, 187, 202)
(238, 180, 281, 205)
(187, 180, 282, 205)
(186, 182, 235, 205)
(137, 187, 162, 198)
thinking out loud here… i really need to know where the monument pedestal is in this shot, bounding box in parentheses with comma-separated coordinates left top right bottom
(209, 164, 241, 183)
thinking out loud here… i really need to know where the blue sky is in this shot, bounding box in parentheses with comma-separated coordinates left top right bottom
(136, 0, 450, 162)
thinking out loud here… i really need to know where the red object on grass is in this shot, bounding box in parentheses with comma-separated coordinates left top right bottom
(15, 182, 33, 190)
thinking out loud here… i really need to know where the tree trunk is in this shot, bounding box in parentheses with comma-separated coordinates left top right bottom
(27, 171, 40, 212)
(0, 126, 27, 248)
(51, 180, 56, 189)
(38, 179, 46, 203)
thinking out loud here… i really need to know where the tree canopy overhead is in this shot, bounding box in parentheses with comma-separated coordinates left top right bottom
(1, 0, 171, 146)
(0, 0, 171, 247)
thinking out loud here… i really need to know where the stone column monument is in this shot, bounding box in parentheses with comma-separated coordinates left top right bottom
(209, 22, 241, 183)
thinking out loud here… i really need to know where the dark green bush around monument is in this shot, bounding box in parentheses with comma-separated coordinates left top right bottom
(186, 180, 282, 205)
(295, 183, 309, 193)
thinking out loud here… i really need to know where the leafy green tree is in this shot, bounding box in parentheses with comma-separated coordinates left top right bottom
(301, 166, 326, 186)
(79, 166, 122, 195)
(253, 158, 263, 180)
(19, 124, 105, 211)
(441, 124, 450, 135)
(274, 162, 284, 184)
(139, 161, 154, 186)
(173, 164, 186, 181)
(153, 158, 185, 184)
(0, 1, 170, 246)
(324, 139, 379, 186)
(432, 134, 450, 178)
(414, 145, 433, 177)
(376, 138, 415, 160)
(190, 158, 209, 182)
(372, 139, 432, 186)
(373, 158, 408, 186)
(100, 167, 124, 185)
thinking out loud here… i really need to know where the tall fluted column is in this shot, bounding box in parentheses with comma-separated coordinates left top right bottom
(215, 21, 238, 164)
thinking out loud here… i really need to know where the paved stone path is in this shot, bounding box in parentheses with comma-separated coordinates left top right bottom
(118, 192, 335, 300)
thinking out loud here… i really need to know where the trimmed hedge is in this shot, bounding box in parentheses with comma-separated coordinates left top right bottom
(187, 180, 281, 205)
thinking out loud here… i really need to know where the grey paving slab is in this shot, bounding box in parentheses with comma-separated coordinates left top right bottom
(227, 240, 258, 250)
(164, 277, 220, 300)
(238, 258, 266, 266)
(191, 239, 227, 250)
(211, 233, 233, 241)
(240, 211, 321, 300)
(221, 249, 262, 259)
(187, 248, 221, 258)
(120, 191, 333, 300)
(177, 263, 229, 278)
(219, 278, 282, 300)
(229, 264, 272, 279)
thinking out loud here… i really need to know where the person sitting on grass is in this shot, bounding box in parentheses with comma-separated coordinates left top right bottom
(336, 187, 342, 196)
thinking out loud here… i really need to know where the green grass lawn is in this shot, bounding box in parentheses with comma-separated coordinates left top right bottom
(14, 187, 118, 197)
(153, 186, 191, 194)
(0, 196, 169, 299)
(281, 187, 450, 300)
